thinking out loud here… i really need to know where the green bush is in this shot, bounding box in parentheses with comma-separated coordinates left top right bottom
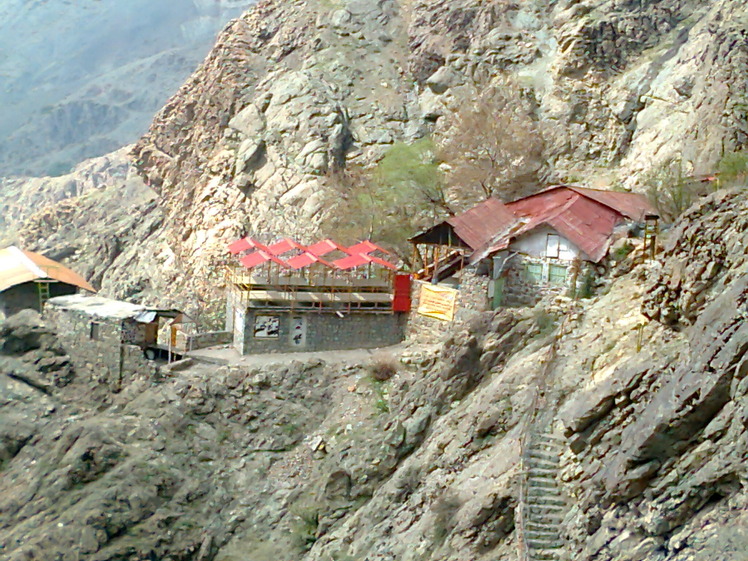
(289, 505, 320, 553)
(717, 150, 748, 186)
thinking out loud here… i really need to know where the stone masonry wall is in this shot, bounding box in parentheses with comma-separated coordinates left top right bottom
(500, 255, 593, 307)
(44, 305, 158, 391)
(407, 267, 490, 344)
(239, 309, 406, 354)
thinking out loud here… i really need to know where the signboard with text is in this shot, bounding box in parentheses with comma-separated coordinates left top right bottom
(417, 284, 458, 321)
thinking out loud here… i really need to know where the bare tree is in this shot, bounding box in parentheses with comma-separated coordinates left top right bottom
(437, 77, 548, 206)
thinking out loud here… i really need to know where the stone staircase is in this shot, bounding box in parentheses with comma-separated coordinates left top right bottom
(520, 430, 566, 561)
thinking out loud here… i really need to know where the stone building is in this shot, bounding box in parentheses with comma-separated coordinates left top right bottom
(0, 246, 95, 319)
(44, 295, 203, 390)
(411, 186, 659, 311)
(226, 237, 411, 354)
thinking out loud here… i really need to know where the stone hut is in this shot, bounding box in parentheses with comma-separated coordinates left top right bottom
(44, 295, 195, 390)
(411, 186, 659, 312)
(0, 246, 95, 319)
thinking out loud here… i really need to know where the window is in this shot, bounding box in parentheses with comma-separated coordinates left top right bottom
(549, 264, 568, 286)
(525, 263, 544, 283)
(90, 322, 102, 341)
(546, 234, 560, 258)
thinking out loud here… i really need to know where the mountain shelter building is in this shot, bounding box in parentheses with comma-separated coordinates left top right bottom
(0, 246, 95, 318)
(225, 237, 411, 354)
(410, 186, 659, 311)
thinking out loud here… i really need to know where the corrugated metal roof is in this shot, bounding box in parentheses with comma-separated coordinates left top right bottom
(566, 186, 659, 221)
(478, 190, 630, 262)
(446, 198, 518, 250)
(0, 246, 95, 293)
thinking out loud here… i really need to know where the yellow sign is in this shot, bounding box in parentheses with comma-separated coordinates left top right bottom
(417, 283, 458, 321)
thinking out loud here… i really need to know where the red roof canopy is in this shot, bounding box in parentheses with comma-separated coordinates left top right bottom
(229, 237, 398, 271)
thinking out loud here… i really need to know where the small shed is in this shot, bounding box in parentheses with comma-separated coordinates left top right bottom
(0, 246, 95, 318)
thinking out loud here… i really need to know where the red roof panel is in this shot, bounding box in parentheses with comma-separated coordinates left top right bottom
(307, 239, 351, 257)
(267, 238, 307, 256)
(347, 241, 391, 255)
(239, 250, 289, 269)
(228, 237, 255, 255)
(446, 197, 518, 250)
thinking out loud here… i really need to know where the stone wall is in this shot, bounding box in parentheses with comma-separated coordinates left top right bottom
(184, 330, 232, 350)
(44, 305, 158, 391)
(238, 309, 406, 354)
(499, 254, 593, 307)
(406, 267, 490, 344)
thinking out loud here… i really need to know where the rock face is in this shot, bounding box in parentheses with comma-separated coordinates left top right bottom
(0, 0, 249, 176)
(2, 188, 748, 560)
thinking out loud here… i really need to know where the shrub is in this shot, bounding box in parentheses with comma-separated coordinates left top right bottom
(289, 505, 320, 553)
(369, 352, 398, 382)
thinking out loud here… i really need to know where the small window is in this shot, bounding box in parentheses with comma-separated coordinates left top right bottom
(90, 322, 102, 341)
(525, 263, 544, 283)
(549, 264, 568, 286)
(546, 234, 561, 258)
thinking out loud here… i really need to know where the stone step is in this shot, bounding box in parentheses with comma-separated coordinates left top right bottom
(527, 503, 565, 512)
(526, 521, 560, 532)
(526, 450, 560, 463)
(530, 549, 563, 560)
(531, 440, 565, 451)
(526, 496, 567, 507)
(527, 478, 558, 489)
(526, 510, 565, 521)
(526, 529, 560, 539)
(528, 467, 558, 477)
(526, 517, 564, 528)
(526, 487, 562, 497)
(526, 538, 564, 549)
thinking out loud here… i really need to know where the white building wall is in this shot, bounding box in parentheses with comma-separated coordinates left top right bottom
(508, 225, 582, 261)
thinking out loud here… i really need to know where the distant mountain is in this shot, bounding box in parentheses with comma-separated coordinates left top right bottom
(0, 0, 251, 177)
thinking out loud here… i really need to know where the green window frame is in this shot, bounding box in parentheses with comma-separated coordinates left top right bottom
(525, 263, 544, 283)
(549, 264, 568, 286)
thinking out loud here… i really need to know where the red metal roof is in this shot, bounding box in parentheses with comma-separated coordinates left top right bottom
(267, 238, 307, 256)
(286, 252, 338, 270)
(228, 236, 398, 271)
(239, 250, 290, 269)
(306, 239, 351, 257)
(228, 237, 257, 255)
(333, 253, 398, 271)
(477, 190, 629, 262)
(566, 186, 658, 221)
(347, 241, 391, 255)
(446, 197, 518, 250)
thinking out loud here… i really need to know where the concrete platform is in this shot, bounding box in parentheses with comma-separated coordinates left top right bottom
(187, 344, 403, 368)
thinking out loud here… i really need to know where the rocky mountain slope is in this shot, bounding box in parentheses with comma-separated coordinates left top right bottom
(1, 187, 746, 561)
(0, 0, 250, 176)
